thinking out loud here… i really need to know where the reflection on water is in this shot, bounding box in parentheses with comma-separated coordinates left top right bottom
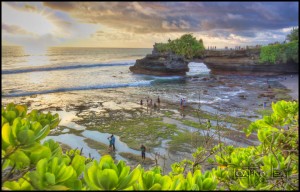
(82, 130, 140, 155)
(42, 133, 101, 160)
(27, 71, 49, 85)
(163, 117, 248, 147)
(23, 46, 50, 67)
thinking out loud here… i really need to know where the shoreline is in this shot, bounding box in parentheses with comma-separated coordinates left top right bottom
(277, 74, 299, 101)
(2, 74, 297, 173)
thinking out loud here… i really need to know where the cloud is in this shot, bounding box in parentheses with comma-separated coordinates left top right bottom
(2, 23, 34, 35)
(162, 19, 191, 30)
(3, 33, 62, 50)
(41, 2, 298, 35)
(43, 2, 76, 11)
(3, 2, 299, 47)
(4, 2, 43, 12)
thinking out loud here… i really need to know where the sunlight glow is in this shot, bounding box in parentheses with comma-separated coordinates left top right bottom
(3, 3, 56, 36)
(24, 12, 56, 36)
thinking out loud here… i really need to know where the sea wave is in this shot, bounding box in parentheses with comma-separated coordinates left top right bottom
(2, 80, 153, 97)
(2, 61, 135, 75)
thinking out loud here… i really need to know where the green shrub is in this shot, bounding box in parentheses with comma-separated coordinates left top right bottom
(154, 34, 205, 59)
(259, 40, 298, 64)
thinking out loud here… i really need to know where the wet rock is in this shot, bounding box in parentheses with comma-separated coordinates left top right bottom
(258, 91, 276, 98)
(56, 107, 63, 111)
(201, 77, 209, 81)
(30, 94, 37, 98)
(119, 152, 154, 166)
(238, 94, 246, 99)
(203, 49, 298, 75)
(130, 49, 189, 76)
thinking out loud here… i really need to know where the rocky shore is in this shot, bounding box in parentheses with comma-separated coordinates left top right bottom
(2, 73, 296, 173)
(278, 74, 299, 100)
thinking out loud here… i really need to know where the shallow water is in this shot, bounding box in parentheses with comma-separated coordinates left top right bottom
(2, 61, 292, 172)
(42, 133, 102, 160)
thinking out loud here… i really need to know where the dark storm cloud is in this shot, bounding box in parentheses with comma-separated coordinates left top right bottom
(41, 2, 298, 36)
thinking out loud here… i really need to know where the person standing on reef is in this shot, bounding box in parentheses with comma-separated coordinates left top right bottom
(140, 144, 146, 160)
(140, 99, 143, 106)
(183, 98, 187, 107)
(111, 134, 116, 151)
(157, 96, 160, 106)
(180, 98, 183, 109)
(107, 136, 113, 151)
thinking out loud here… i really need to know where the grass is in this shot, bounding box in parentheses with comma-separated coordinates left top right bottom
(221, 115, 251, 129)
(163, 110, 175, 117)
(271, 88, 292, 100)
(168, 131, 217, 153)
(119, 152, 154, 165)
(182, 119, 205, 129)
(255, 108, 273, 117)
(84, 138, 108, 150)
(188, 108, 251, 131)
(83, 138, 112, 158)
(181, 119, 229, 131)
(96, 116, 179, 150)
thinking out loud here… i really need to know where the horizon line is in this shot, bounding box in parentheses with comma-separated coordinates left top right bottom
(2, 45, 152, 49)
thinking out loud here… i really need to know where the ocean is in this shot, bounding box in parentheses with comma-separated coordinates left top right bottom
(2, 46, 213, 100)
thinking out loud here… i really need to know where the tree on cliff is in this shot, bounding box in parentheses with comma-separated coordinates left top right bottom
(286, 27, 298, 42)
(155, 34, 205, 59)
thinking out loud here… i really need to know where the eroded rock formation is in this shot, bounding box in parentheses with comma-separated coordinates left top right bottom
(129, 49, 189, 76)
(130, 46, 298, 76)
(202, 49, 298, 75)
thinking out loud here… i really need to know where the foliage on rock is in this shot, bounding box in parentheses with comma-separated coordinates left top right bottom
(259, 28, 298, 64)
(259, 40, 298, 64)
(286, 27, 298, 42)
(154, 34, 205, 59)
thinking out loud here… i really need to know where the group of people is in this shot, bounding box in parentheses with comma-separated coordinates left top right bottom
(140, 96, 160, 109)
(107, 134, 147, 160)
(207, 46, 217, 50)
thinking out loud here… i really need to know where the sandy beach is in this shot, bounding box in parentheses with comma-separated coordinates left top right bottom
(278, 74, 299, 101)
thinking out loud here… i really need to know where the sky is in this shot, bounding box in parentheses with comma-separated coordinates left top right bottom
(2, 1, 299, 49)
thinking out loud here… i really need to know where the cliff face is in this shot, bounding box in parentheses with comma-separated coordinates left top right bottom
(129, 51, 189, 76)
(202, 49, 298, 75)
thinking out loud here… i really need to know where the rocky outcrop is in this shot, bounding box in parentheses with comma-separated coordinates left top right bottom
(130, 45, 298, 76)
(203, 49, 298, 75)
(129, 49, 189, 76)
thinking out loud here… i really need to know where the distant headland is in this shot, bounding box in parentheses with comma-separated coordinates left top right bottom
(130, 31, 298, 76)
